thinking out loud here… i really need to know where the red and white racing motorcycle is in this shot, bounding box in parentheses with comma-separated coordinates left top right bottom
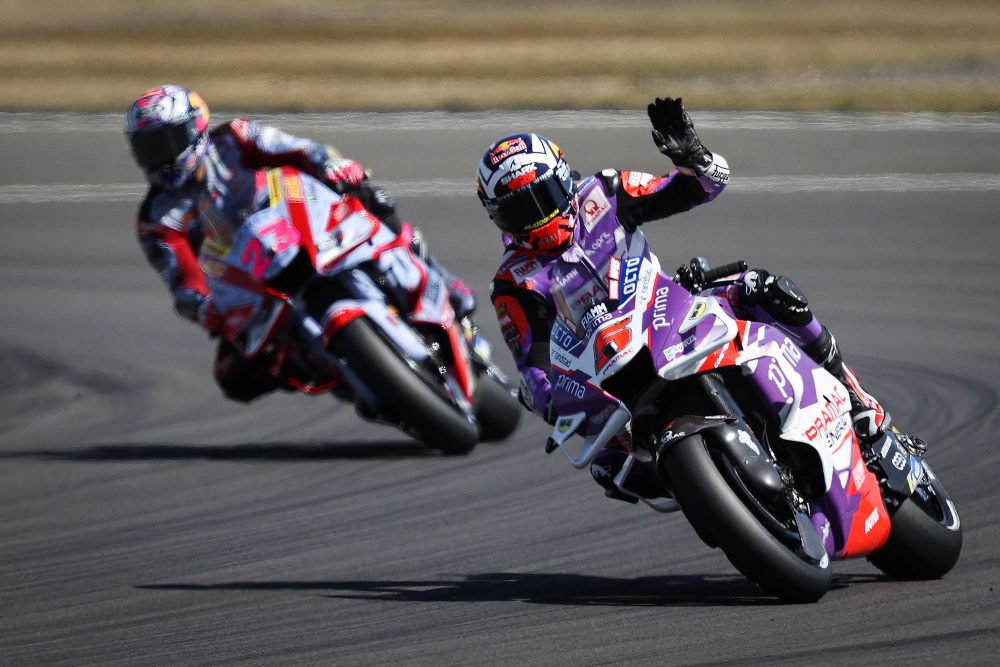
(201, 167, 520, 454)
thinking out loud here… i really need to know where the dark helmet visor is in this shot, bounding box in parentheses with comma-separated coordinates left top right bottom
(129, 119, 201, 170)
(491, 168, 574, 234)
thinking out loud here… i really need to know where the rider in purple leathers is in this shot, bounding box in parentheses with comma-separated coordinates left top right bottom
(478, 97, 898, 502)
(126, 84, 475, 402)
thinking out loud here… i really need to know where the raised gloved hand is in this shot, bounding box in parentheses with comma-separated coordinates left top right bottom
(322, 158, 367, 192)
(647, 97, 713, 175)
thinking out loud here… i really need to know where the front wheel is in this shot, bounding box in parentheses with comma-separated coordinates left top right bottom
(663, 434, 832, 603)
(330, 317, 479, 455)
(868, 469, 962, 579)
(472, 375, 522, 441)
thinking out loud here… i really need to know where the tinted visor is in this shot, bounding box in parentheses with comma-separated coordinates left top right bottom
(129, 119, 201, 170)
(492, 168, 574, 234)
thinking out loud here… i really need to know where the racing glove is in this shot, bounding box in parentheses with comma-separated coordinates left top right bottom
(322, 158, 367, 192)
(175, 289, 222, 335)
(647, 97, 713, 175)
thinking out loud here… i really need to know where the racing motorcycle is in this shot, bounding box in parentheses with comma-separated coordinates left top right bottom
(200, 167, 520, 455)
(543, 221, 962, 602)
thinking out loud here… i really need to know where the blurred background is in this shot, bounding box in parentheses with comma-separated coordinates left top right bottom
(2, 0, 998, 112)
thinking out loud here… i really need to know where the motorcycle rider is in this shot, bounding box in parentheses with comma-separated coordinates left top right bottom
(126, 83, 475, 402)
(477, 97, 900, 502)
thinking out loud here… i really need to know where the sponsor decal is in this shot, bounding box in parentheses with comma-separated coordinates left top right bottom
(589, 231, 613, 252)
(552, 319, 580, 351)
(581, 187, 611, 232)
(510, 258, 540, 284)
(580, 301, 610, 332)
(687, 302, 707, 320)
(594, 316, 632, 371)
(864, 506, 880, 534)
(767, 359, 790, 399)
(554, 267, 579, 289)
(662, 334, 697, 362)
(283, 174, 303, 203)
(780, 336, 802, 366)
(489, 137, 527, 165)
(608, 256, 621, 300)
(500, 162, 537, 191)
(660, 429, 686, 444)
(880, 436, 894, 459)
(620, 256, 643, 298)
(521, 206, 561, 231)
(556, 416, 575, 434)
(651, 286, 670, 331)
(804, 385, 851, 444)
(852, 457, 867, 490)
(551, 349, 574, 367)
(555, 373, 587, 400)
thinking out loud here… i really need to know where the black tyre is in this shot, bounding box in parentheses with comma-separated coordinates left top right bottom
(664, 434, 832, 603)
(868, 473, 962, 579)
(330, 318, 478, 455)
(472, 375, 522, 441)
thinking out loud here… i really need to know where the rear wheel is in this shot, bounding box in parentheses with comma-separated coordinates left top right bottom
(330, 318, 478, 455)
(472, 375, 522, 441)
(868, 471, 962, 579)
(664, 434, 832, 603)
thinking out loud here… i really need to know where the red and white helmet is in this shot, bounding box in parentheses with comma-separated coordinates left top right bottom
(125, 84, 210, 188)
(476, 133, 576, 252)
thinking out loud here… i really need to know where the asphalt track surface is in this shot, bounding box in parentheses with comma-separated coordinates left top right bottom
(1, 112, 999, 665)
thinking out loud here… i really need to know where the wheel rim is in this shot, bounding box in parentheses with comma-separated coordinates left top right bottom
(711, 450, 818, 561)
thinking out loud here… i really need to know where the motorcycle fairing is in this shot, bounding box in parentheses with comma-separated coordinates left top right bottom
(730, 321, 891, 557)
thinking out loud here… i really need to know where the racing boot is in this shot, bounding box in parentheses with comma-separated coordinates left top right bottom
(801, 326, 894, 449)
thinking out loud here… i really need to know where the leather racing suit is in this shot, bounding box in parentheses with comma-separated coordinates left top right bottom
(491, 165, 727, 420)
(137, 118, 405, 402)
(491, 160, 881, 500)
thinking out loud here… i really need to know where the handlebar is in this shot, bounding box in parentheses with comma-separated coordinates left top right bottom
(703, 259, 748, 284)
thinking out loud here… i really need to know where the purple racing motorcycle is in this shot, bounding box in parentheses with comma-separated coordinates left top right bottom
(543, 208, 962, 602)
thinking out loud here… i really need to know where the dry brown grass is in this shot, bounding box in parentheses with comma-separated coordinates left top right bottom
(1, 0, 998, 111)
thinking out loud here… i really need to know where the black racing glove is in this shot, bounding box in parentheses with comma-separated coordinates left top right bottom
(647, 97, 713, 175)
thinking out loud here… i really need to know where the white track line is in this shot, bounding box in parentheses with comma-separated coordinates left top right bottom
(2, 173, 998, 204)
(2, 111, 999, 133)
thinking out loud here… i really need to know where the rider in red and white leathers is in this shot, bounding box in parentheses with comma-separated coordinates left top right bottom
(127, 84, 474, 402)
(478, 98, 900, 501)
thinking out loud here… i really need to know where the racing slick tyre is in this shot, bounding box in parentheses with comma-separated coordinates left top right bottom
(663, 434, 832, 603)
(331, 317, 478, 455)
(472, 376, 522, 441)
(868, 473, 962, 580)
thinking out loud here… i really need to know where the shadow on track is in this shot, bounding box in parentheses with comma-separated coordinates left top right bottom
(0, 440, 436, 461)
(136, 572, 864, 607)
